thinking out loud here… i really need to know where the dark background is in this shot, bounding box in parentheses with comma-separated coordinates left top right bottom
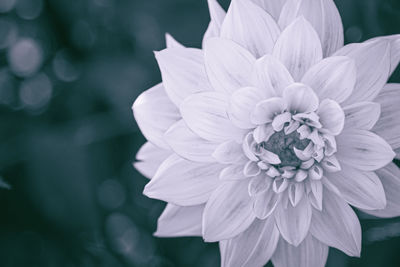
(0, 0, 399, 266)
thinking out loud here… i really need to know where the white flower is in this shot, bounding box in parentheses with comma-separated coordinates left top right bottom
(133, 0, 400, 266)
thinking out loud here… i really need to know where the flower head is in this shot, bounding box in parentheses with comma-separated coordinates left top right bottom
(133, 0, 400, 266)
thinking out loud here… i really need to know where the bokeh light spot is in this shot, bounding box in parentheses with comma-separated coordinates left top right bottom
(19, 72, 52, 110)
(52, 49, 81, 82)
(98, 179, 126, 210)
(8, 38, 43, 77)
(0, 0, 16, 13)
(16, 0, 43, 20)
(0, 18, 17, 49)
(345, 26, 363, 43)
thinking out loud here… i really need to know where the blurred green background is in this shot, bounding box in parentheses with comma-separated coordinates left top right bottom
(0, 0, 399, 266)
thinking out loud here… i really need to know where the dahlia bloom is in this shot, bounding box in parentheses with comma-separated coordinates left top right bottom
(133, 0, 400, 266)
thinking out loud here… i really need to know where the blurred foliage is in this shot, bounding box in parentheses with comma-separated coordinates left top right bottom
(0, 0, 399, 266)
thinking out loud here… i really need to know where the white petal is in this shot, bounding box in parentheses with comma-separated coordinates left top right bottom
(165, 33, 184, 48)
(143, 154, 223, 206)
(133, 83, 180, 149)
(220, 0, 280, 57)
(253, 124, 274, 144)
(220, 164, 247, 181)
(367, 34, 400, 76)
(302, 56, 356, 103)
(373, 83, 400, 149)
(164, 120, 218, 163)
(336, 129, 395, 171)
(321, 155, 341, 172)
(244, 161, 261, 177)
(271, 234, 329, 267)
(251, 0, 286, 21)
(220, 217, 279, 267)
(283, 83, 319, 113)
(155, 204, 203, 237)
(251, 97, 286, 125)
(203, 180, 255, 241)
(252, 54, 294, 96)
(253, 190, 280, 219)
(180, 91, 246, 143)
(288, 182, 305, 207)
(362, 163, 400, 218)
(317, 99, 345, 136)
(310, 191, 361, 257)
(273, 17, 323, 81)
(278, 0, 344, 56)
(155, 47, 212, 106)
(228, 87, 267, 129)
(207, 0, 226, 28)
(134, 142, 171, 179)
(309, 180, 323, 211)
(274, 196, 312, 246)
(334, 39, 391, 105)
(326, 163, 386, 210)
(343, 102, 381, 130)
(202, 21, 220, 48)
(248, 175, 272, 196)
(213, 140, 247, 164)
(204, 38, 256, 94)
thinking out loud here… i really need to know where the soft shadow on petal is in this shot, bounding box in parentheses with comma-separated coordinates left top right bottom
(282, 83, 319, 113)
(317, 99, 345, 136)
(220, 217, 279, 267)
(271, 234, 329, 267)
(361, 163, 400, 218)
(133, 83, 180, 149)
(274, 196, 312, 246)
(343, 102, 381, 131)
(310, 191, 361, 257)
(204, 38, 255, 94)
(278, 0, 344, 56)
(251, 0, 286, 21)
(325, 163, 386, 210)
(180, 91, 246, 143)
(367, 34, 400, 76)
(254, 190, 280, 219)
(336, 129, 395, 171)
(164, 120, 218, 163)
(134, 142, 171, 179)
(155, 47, 212, 106)
(203, 180, 255, 242)
(213, 140, 248, 164)
(221, 0, 280, 57)
(251, 97, 286, 125)
(251, 54, 294, 96)
(302, 56, 356, 103)
(228, 87, 267, 129)
(273, 17, 323, 81)
(373, 83, 400, 150)
(155, 204, 204, 237)
(143, 154, 223, 206)
(334, 39, 391, 105)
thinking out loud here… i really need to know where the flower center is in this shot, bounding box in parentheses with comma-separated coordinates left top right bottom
(260, 130, 310, 168)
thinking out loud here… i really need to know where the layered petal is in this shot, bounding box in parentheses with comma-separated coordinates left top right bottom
(202, 0, 226, 47)
(164, 120, 218, 163)
(253, 190, 280, 219)
(273, 17, 323, 81)
(334, 39, 391, 104)
(155, 204, 203, 237)
(212, 140, 247, 164)
(274, 197, 312, 246)
(165, 33, 184, 48)
(220, 0, 280, 57)
(336, 129, 395, 171)
(251, 0, 286, 21)
(310, 191, 361, 257)
(134, 142, 171, 179)
(343, 102, 381, 130)
(133, 83, 180, 149)
(317, 99, 345, 136)
(278, 0, 344, 56)
(283, 83, 319, 113)
(251, 97, 286, 125)
(180, 91, 246, 143)
(362, 163, 400, 218)
(302, 56, 356, 103)
(143, 154, 223, 206)
(228, 87, 267, 129)
(155, 47, 213, 106)
(368, 34, 400, 76)
(251, 54, 294, 96)
(271, 234, 329, 267)
(203, 180, 255, 241)
(220, 217, 279, 267)
(204, 38, 255, 94)
(325, 163, 386, 210)
(373, 83, 400, 149)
